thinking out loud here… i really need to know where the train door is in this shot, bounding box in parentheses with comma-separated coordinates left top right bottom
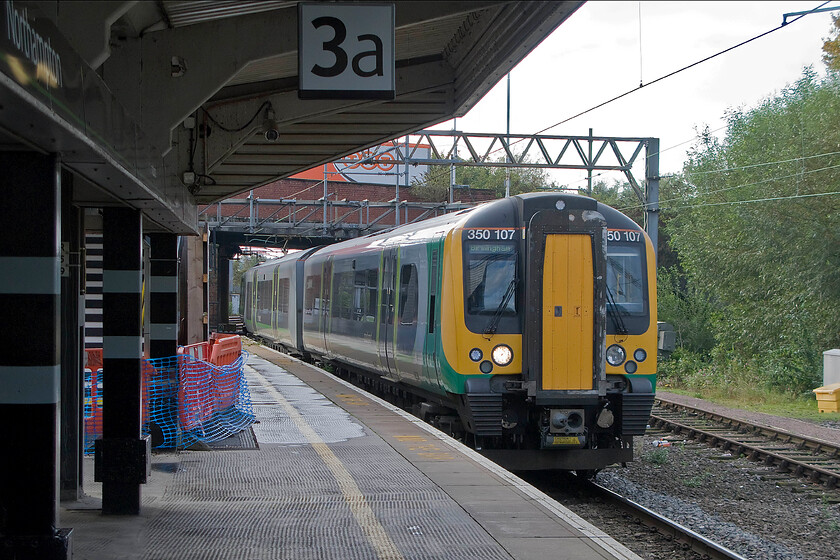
(541, 234, 594, 390)
(378, 248, 397, 376)
(272, 265, 280, 339)
(321, 257, 332, 353)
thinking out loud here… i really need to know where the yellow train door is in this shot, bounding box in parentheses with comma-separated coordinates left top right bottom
(541, 234, 594, 391)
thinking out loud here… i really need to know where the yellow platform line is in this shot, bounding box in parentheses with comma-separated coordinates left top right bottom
(248, 366, 405, 560)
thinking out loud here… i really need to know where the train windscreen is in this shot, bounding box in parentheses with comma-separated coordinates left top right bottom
(606, 243, 649, 334)
(463, 241, 520, 334)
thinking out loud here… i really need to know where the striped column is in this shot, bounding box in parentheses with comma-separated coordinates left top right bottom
(148, 234, 178, 358)
(0, 153, 71, 557)
(98, 208, 148, 515)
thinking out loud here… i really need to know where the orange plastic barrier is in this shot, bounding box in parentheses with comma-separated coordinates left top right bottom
(179, 341, 212, 361)
(209, 334, 242, 367)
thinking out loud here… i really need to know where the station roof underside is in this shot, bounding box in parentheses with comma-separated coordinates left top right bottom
(0, 1, 582, 234)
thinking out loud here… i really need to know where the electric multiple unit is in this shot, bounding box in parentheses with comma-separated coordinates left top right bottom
(243, 192, 657, 471)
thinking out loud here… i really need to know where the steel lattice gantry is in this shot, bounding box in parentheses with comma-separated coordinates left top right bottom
(331, 130, 662, 251)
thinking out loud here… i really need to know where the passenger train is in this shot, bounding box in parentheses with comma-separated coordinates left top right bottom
(242, 192, 657, 471)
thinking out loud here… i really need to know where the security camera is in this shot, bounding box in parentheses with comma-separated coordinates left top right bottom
(263, 104, 280, 142)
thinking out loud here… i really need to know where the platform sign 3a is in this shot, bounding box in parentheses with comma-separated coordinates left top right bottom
(298, 3, 395, 100)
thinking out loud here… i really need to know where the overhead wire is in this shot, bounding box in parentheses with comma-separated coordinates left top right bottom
(531, 1, 831, 136)
(662, 188, 840, 210)
(617, 161, 840, 212)
(470, 1, 830, 174)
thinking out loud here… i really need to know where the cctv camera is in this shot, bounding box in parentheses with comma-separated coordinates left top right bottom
(264, 128, 280, 142)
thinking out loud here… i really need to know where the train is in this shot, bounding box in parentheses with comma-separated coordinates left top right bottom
(242, 192, 657, 472)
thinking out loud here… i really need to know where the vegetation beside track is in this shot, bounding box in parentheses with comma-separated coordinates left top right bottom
(595, 22, 840, 409)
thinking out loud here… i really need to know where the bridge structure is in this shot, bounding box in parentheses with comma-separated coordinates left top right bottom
(200, 130, 660, 330)
(200, 130, 660, 251)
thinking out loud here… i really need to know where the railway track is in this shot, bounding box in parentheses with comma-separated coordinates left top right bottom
(650, 397, 840, 488)
(524, 471, 747, 560)
(583, 480, 747, 560)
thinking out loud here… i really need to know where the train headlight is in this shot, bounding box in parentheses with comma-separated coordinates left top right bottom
(469, 348, 483, 362)
(633, 349, 647, 362)
(491, 344, 513, 366)
(606, 344, 626, 366)
(624, 361, 638, 373)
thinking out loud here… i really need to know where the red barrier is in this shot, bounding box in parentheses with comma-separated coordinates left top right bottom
(209, 334, 242, 367)
(179, 341, 212, 361)
(84, 335, 245, 448)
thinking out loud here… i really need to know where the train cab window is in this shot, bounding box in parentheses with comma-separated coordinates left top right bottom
(463, 242, 520, 334)
(606, 244, 649, 334)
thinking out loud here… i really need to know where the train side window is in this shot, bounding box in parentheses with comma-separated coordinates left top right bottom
(256, 276, 272, 324)
(276, 278, 290, 328)
(244, 283, 252, 321)
(332, 271, 354, 320)
(303, 274, 322, 324)
(399, 264, 418, 326)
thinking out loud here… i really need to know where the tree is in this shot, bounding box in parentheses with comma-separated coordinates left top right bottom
(232, 254, 264, 291)
(663, 69, 840, 393)
(410, 156, 559, 201)
(823, 15, 840, 71)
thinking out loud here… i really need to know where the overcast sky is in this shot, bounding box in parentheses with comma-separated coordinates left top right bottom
(428, 1, 837, 188)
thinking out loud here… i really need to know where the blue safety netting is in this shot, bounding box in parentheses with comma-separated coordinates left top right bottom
(83, 351, 254, 452)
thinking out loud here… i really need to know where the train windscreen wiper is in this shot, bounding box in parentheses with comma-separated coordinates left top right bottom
(483, 277, 518, 337)
(605, 284, 629, 335)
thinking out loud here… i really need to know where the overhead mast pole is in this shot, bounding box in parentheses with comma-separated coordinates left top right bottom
(505, 73, 511, 198)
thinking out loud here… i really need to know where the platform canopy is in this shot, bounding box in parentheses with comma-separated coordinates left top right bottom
(0, 1, 582, 233)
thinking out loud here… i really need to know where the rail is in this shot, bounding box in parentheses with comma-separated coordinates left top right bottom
(651, 398, 840, 488)
(584, 480, 747, 560)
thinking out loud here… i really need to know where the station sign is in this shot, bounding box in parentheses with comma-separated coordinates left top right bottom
(298, 3, 395, 100)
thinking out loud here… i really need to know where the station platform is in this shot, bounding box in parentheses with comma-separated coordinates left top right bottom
(62, 343, 640, 560)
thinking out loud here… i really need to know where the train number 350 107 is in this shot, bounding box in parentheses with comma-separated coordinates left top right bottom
(466, 229, 518, 240)
(607, 230, 642, 243)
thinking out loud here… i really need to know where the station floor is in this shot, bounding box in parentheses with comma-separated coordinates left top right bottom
(62, 344, 641, 560)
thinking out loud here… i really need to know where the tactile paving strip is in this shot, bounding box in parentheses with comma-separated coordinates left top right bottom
(141, 356, 513, 559)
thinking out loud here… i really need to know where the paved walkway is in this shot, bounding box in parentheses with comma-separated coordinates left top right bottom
(62, 347, 642, 560)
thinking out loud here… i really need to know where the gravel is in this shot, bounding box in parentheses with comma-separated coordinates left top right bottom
(562, 432, 840, 560)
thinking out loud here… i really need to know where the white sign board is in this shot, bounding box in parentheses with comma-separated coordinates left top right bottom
(299, 3, 395, 100)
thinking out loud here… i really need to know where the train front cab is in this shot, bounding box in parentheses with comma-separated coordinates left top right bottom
(446, 194, 656, 471)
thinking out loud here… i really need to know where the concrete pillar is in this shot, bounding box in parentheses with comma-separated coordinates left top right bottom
(148, 234, 179, 358)
(0, 152, 71, 557)
(59, 170, 83, 501)
(217, 244, 236, 328)
(96, 208, 149, 515)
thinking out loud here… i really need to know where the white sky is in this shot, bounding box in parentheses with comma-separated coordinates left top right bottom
(428, 1, 837, 189)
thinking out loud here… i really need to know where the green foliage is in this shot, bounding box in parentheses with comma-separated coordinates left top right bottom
(232, 254, 264, 289)
(643, 447, 669, 466)
(656, 267, 716, 355)
(661, 68, 840, 396)
(683, 471, 711, 488)
(823, 15, 840, 71)
(410, 155, 559, 201)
